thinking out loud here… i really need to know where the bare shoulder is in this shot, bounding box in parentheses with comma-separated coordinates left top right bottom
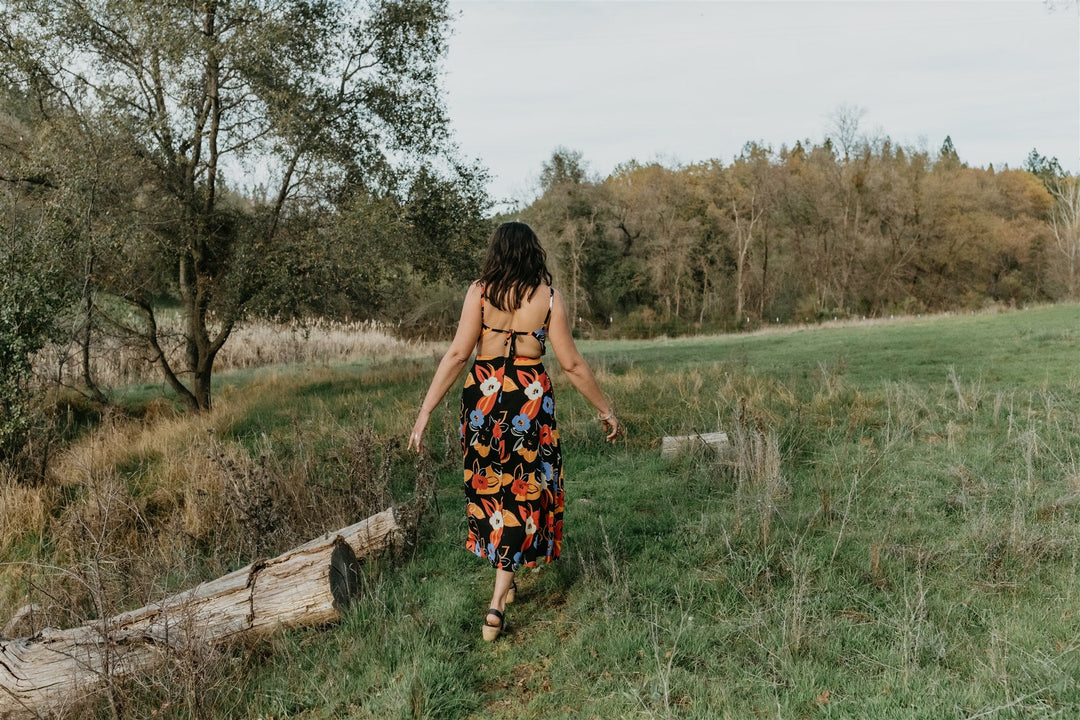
(547, 288, 571, 327)
(465, 281, 483, 301)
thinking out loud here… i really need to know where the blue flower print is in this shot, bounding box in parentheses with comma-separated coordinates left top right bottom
(469, 409, 485, 428)
(541, 461, 553, 481)
(512, 413, 531, 433)
(542, 396, 554, 414)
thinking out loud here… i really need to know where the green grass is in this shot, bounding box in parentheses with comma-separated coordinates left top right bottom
(43, 304, 1080, 718)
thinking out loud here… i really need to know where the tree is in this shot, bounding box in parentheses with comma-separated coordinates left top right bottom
(606, 161, 702, 322)
(1025, 148, 1064, 187)
(539, 146, 588, 189)
(0, 197, 75, 467)
(530, 148, 596, 327)
(827, 103, 867, 161)
(1, 0, 466, 410)
(937, 135, 963, 169)
(1048, 176, 1080, 298)
(720, 143, 775, 325)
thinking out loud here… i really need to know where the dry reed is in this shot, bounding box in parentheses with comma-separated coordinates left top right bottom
(35, 317, 441, 388)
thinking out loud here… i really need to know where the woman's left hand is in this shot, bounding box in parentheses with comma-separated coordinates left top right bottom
(408, 411, 430, 453)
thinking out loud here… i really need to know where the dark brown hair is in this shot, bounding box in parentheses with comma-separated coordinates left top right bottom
(478, 221, 553, 311)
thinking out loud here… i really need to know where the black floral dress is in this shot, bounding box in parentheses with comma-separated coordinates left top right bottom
(460, 288, 563, 571)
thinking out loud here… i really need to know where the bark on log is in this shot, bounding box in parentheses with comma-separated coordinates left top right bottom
(0, 507, 403, 719)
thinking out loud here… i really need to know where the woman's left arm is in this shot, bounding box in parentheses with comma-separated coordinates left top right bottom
(408, 283, 483, 453)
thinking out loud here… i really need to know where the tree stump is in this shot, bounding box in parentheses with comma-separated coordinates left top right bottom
(660, 431, 730, 458)
(0, 507, 402, 719)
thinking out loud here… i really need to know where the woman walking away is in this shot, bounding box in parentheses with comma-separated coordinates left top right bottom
(408, 221, 619, 641)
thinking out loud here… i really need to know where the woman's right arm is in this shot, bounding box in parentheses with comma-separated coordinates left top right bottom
(408, 283, 483, 452)
(547, 289, 619, 442)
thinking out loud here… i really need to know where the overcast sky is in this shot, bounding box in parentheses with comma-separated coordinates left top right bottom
(441, 0, 1080, 208)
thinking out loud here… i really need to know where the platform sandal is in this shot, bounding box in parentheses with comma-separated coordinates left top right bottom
(482, 608, 505, 642)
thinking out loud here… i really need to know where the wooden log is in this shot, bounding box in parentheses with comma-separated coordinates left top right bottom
(1, 606, 41, 640)
(0, 507, 402, 719)
(660, 431, 730, 459)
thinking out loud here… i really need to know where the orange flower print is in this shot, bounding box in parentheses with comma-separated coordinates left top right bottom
(510, 476, 530, 500)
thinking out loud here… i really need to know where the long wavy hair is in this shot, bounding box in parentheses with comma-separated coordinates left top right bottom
(478, 221, 553, 311)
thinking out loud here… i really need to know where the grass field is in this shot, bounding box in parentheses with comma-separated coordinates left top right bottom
(4, 304, 1080, 718)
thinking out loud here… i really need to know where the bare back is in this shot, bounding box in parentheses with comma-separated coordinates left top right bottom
(476, 283, 553, 359)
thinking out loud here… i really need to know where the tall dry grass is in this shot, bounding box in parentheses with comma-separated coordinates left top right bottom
(0, 465, 53, 564)
(35, 316, 442, 388)
(1, 370, 410, 637)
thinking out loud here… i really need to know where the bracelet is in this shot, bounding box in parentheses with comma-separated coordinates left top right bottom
(597, 409, 616, 422)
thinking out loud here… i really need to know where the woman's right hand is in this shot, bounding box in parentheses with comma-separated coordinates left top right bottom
(600, 413, 620, 443)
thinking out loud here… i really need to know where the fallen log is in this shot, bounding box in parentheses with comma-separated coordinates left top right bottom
(0, 507, 403, 719)
(661, 431, 730, 458)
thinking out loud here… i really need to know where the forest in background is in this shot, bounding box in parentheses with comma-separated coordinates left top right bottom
(519, 138, 1078, 337)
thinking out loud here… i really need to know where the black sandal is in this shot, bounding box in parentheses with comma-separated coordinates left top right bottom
(482, 608, 504, 642)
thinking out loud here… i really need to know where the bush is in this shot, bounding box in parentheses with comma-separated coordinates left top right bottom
(0, 217, 75, 471)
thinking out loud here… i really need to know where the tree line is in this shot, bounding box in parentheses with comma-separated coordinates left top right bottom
(518, 138, 1077, 337)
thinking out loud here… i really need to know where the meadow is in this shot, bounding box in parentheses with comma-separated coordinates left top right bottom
(3, 304, 1080, 719)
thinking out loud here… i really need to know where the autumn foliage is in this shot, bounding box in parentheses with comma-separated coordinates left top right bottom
(521, 140, 1061, 335)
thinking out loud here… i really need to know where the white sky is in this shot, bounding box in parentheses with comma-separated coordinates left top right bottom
(442, 0, 1080, 209)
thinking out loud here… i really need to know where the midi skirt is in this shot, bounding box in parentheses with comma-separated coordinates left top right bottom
(461, 356, 564, 571)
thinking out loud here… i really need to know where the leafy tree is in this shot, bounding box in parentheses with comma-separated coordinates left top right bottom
(540, 146, 588, 189)
(0, 197, 75, 466)
(1025, 148, 1065, 187)
(1, 0, 470, 410)
(529, 148, 598, 326)
(606, 161, 704, 322)
(723, 142, 777, 324)
(937, 135, 964, 169)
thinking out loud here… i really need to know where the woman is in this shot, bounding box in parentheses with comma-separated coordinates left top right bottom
(408, 221, 619, 641)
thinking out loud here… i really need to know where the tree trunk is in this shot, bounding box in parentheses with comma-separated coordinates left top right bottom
(0, 508, 403, 719)
(80, 251, 108, 405)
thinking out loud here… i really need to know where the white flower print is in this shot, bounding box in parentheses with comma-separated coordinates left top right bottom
(524, 381, 543, 400)
(480, 376, 501, 396)
(525, 516, 537, 536)
(489, 511, 504, 530)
